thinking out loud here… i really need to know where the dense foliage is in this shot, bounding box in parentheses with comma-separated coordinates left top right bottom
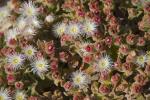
(0, 0, 150, 100)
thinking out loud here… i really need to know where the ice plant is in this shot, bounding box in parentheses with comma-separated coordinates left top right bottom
(95, 54, 113, 72)
(7, 53, 25, 70)
(82, 19, 97, 35)
(16, 17, 28, 30)
(0, 0, 150, 99)
(30, 57, 49, 77)
(71, 70, 91, 89)
(0, 6, 10, 23)
(67, 22, 81, 37)
(5, 28, 20, 42)
(14, 91, 26, 100)
(136, 55, 147, 67)
(23, 45, 36, 59)
(0, 88, 11, 100)
(53, 22, 67, 37)
(19, 1, 38, 18)
(23, 27, 36, 36)
(29, 17, 41, 28)
(78, 42, 93, 55)
(45, 14, 55, 23)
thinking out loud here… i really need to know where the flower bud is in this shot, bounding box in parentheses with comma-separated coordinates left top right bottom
(126, 34, 135, 45)
(105, 36, 113, 47)
(122, 63, 132, 75)
(4, 64, 14, 74)
(111, 73, 120, 85)
(134, 74, 147, 85)
(83, 55, 93, 64)
(137, 37, 145, 46)
(63, 81, 72, 91)
(114, 36, 121, 46)
(131, 83, 142, 94)
(45, 14, 54, 23)
(7, 74, 15, 85)
(119, 44, 129, 55)
(44, 41, 55, 55)
(99, 84, 111, 95)
(15, 81, 24, 89)
(99, 70, 110, 82)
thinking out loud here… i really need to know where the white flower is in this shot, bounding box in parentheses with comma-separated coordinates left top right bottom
(0, 88, 11, 100)
(15, 91, 26, 100)
(16, 17, 41, 30)
(16, 17, 28, 30)
(7, 53, 25, 70)
(29, 17, 41, 28)
(45, 14, 54, 23)
(5, 28, 20, 41)
(31, 57, 49, 77)
(53, 22, 67, 37)
(0, 6, 10, 23)
(19, 1, 38, 18)
(136, 55, 147, 67)
(5, 28, 20, 47)
(67, 23, 81, 37)
(96, 54, 113, 72)
(23, 45, 36, 59)
(82, 19, 97, 35)
(71, 70, 91, 89)
(23, 27, 36, 36)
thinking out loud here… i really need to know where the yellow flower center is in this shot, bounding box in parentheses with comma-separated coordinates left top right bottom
(138, 56, 144, 62)
(0, 96, 4, 100)
(13, 58, 19, 64)
(37, 63, 44, 69)
(101, 62, 106, 67)
(58, 28, 64, 33)
(99, 59, 107, 69)
(27, 8, 33, 16)
(71, 27, 77, 33)
(27, 50, 33, 55)
(16, 95, 23, 100)
(86, 26, 90, 32)
(74, 76, 82, 84)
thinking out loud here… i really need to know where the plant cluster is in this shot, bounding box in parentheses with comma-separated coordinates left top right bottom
(0, 0, 150, 100)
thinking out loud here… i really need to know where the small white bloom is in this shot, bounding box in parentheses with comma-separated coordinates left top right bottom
(23, 45, 36, 59)
(96, 54, 113, 72)
(5, 28, 20, 41)
(136, 55, 147, 67)
(16, 17, 28, 30)
(5, 28, 20, 47)
(31, 57, 49, 77)
(45, 14, 54, 23)
(0, 6, 10, 23)
(7, 53, 25, 70)
(67, 23, 81, 37)
(53, 22, 67, 37)
(23, 27, 36, 36)
(16, 17, 41, 30)
(0, 88, 11, 100)
(15, 91, 26, 100)
(82, 19, 97, 35)
(71, 70, 91, 89)
(29, 17, 41, 28)
(19, 1, 38, 18)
